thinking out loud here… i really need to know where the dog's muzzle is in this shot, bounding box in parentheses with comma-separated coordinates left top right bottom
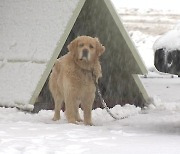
(82, 49, 88, 58)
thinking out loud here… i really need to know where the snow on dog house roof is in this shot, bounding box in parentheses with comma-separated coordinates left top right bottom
(0, 0, 149, 110)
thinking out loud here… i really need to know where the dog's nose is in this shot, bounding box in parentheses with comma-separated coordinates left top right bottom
(82, 49, 88, 58)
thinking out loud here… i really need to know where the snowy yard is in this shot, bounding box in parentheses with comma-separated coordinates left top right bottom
(1, 0, 180, 153)
(0, 101, 180, 154)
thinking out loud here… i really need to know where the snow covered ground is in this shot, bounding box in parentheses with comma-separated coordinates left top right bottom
(0, 103, 180, 154)
(1, 0, 180, 154)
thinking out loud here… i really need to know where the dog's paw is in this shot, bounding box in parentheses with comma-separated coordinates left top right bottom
(69, 121, 79, 125)
(76, 118, 83, 122)
(84, 121, 94, 126)
(52, 116, 60, 121)
(67, 119, 79, 125)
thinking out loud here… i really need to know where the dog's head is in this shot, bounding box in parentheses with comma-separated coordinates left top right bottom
(68, 36, 105, 67)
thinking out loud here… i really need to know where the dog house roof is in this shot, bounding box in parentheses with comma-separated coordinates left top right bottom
(0, 0, 148, 109)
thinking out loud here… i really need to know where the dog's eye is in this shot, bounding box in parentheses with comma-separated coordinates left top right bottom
(79, 43, 84, 48)
(89, 44, 94, 49)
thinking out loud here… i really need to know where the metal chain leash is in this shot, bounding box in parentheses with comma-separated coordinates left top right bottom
(91, 70, 127, 120)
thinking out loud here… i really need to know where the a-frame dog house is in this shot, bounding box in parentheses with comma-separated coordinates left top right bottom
(0, 0, 149, 111)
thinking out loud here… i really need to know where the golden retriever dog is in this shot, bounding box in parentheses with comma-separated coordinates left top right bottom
(49, 36, 105, 125)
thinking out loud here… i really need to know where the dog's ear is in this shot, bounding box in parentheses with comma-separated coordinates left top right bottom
(95, 37, 105, 56)
(67, 37, 79, 53)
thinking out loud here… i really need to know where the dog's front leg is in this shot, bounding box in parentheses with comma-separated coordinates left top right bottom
(81, 94, 95, 126)
(83, 106, 93, 126)
(64, 91, 79, 124)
